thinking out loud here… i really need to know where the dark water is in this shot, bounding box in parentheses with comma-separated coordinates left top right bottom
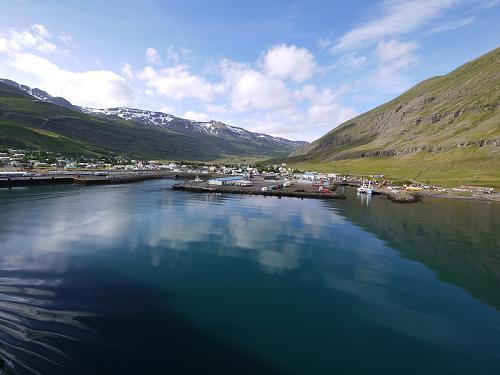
(0, 180, 499, 374)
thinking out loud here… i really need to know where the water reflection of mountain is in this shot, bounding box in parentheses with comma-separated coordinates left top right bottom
(331, 190, 500, 310)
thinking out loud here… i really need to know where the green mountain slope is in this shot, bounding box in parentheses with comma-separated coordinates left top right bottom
(0, 82, 302, 161)
(287, 48, 500, 187)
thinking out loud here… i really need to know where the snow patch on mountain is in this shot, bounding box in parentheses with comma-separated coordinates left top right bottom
(80, 107, 176, 125)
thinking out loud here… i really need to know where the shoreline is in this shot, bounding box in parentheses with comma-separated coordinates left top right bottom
(173, 181, 499, 203)
(0, 171, 221, 188)
(172, 183, 345, 200)
(421, 192, 500, 202)
(1, 172, 498, 203)
(336, 182, 499, 203)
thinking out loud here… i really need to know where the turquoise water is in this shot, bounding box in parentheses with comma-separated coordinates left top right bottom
(0, 179, 499, 374)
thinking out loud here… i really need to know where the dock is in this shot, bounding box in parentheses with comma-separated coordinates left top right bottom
(0, 175, 74, 187)
(172, 178, 345, 200)
(0, 171, 219, 188)
(73, 172, 167, 185)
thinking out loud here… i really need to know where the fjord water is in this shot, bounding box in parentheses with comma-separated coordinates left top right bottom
(0, 180, 499, 374)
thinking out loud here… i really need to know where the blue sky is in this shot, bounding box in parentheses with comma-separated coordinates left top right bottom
(0, 0, 498, 141)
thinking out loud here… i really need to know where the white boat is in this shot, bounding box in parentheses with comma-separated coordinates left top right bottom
(189, 175, 204, 183)
(357, 181, 373, 195)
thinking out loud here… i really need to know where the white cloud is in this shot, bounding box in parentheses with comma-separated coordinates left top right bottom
(145, 47, 161, 65)
(427, 16, 474, 34)
(164, 46, 193, 64)
(58, 32, 73, 45)
(212, 54, 358, 140)
(37, 40, 57, 53)
(298, 85, 357, 127)
(371, 52, 419, 93)
(334, 0, 458, 51)
(329, 53, 368, 71)
(32, 24, 50, 38)
(370, 38, 420, 93)
(219, 59, 293, 111)
(159, 106, 176, 114)
(183, 110, 211, 121)
(165, 46, 179, 63)
(234, 83, 357, 141)
(206, 104, 229, 114)
(376, 39, 419, 61)
(120, 63, 134, 79)
(138, 65, 220, 102)
(261, 44, 316, 82)
(231, 70, 292, 110)
(317, 36, 333, 50)
(9, 52, 133, 107)
(0, 25, 133, 108)
(0, 27, 57, 54)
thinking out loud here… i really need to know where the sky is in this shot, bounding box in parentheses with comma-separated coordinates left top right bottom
(0, 0, 498, 141)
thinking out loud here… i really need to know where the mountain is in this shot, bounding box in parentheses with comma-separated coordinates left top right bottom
(0, 78, 77, 111)
(286, 48, 500, 187)
(0, 79, 306, 161)
(80, 107, 306, 149)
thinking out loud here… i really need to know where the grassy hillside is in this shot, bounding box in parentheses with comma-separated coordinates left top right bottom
(287, 48, 500, 187)
(0, 83, 300, 161)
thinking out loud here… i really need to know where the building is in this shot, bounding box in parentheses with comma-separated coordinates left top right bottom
(302, 172, 318, 181)
(234, 180, 252, 186)
(208, 176, 248, 186)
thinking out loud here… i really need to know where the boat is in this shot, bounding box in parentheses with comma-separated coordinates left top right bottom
(357, 181, 373, 195)
(189, 175, 204, 183)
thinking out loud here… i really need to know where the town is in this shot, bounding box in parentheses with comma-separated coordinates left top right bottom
(0, 148, 497, 201)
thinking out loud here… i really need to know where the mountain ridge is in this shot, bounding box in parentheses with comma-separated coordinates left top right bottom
(0, 78, 78, 111)
(79, 106, 306, 148)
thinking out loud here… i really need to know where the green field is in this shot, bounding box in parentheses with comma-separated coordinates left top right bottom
(291, 147, 500, 188)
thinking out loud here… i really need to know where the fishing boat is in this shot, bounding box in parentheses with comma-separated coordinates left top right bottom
(357, 181, 373, 195)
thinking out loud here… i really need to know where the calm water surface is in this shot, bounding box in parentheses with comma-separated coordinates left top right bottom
(0, 180, 499, 374)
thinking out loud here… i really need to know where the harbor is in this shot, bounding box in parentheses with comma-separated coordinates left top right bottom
(173, 175, 345, 200)
(1, 167, 497, 202)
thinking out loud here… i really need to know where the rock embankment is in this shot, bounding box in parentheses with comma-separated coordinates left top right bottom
(385, 191, 421, 203)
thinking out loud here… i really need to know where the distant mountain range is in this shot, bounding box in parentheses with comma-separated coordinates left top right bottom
(286, 47, 500, 187)
(0, 79, 306, 161)
(79, 107, 305, 148)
